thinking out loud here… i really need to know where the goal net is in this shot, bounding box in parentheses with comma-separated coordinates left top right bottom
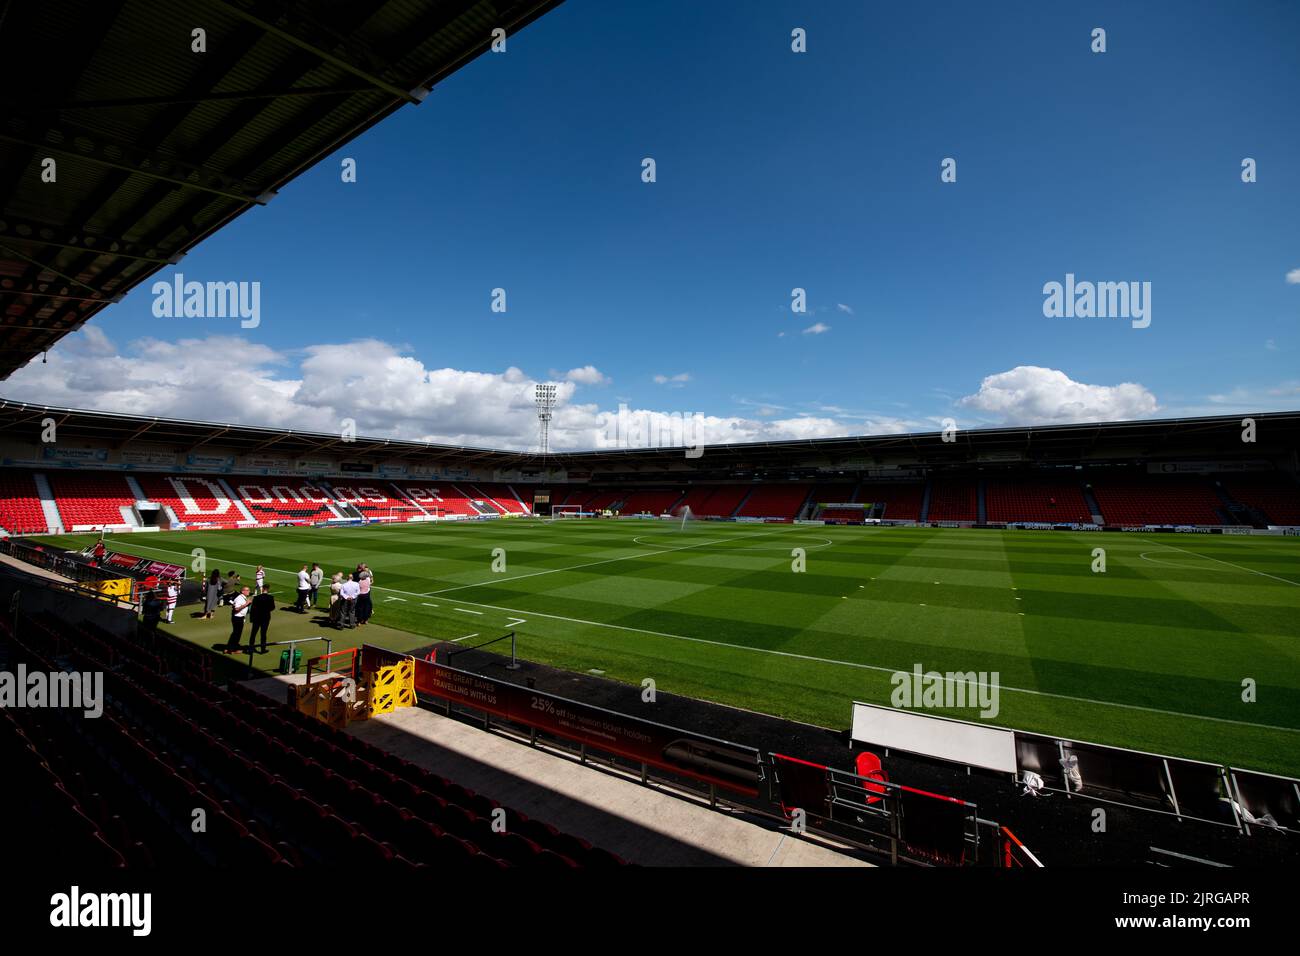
(382, 504, 430, 523)
(548, 504, 585, 521)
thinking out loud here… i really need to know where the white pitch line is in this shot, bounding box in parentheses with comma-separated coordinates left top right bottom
(421, 603, 439, 608)
(506, 617, 527, 627)
(420, 594, 1300, 736)
(420, 526, 797, 597)
(1137, 537, 1300, 587)
(449, 633, 479, 643)
(384, 596, 406, 602)
(454, 608, 483, 615)
(102, 535, 1300, 734)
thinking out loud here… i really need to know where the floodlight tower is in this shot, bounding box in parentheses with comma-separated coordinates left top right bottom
(535, 383, 557, 456)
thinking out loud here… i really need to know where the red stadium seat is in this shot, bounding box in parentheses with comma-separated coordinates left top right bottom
(854, 751, 888, 805)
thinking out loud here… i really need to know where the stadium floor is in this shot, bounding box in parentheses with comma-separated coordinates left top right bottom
(51, 519, 1300, 777)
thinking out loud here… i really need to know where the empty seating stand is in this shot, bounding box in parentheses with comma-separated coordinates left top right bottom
(619, 489, 684, 515)
(133, 474, 246, 528)
(1090, 476, 1227, 526)
(227, 479, 336, 524)
(5, 467, 1289, 533)
(985, 479, 1091, 524)
(736, 484, 809, 520)
(0, 609, 628, 868)
(1224, 474, 1300, 526)
(48, 471, 136, 529)
(391, 482, 481, 517)
(675, 485, 749, 518)
(857, 482, 924, 521)
(0, 471, 50, 534)
(925, 480, 977, 522)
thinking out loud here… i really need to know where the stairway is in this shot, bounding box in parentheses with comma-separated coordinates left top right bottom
(1081, 482, 1104, 524)
(216, 478, 257, 523)
(730, 486, 755, 517)
(32, 472, 64, 534)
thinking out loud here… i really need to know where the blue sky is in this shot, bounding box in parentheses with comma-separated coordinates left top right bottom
(10, 0, 1299, 448)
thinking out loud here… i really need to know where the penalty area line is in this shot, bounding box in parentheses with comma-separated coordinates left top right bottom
(1136, 537, 1299, 587)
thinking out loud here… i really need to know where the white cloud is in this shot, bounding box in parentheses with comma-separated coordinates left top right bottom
(590, 408, 915, 448)
(836, 303, 854, 314)
(3, 330, 919, 451)
(802, 322, 830, 335)
(958, 366, 1159, 424)
(652, 372, 691, 386)
(1266, 339, 1278, 352)
(1286, 268, 1300, 284)
(560, 365, 610, 386)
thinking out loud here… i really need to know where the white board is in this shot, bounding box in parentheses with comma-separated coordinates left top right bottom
(851, 701, 1017, 774)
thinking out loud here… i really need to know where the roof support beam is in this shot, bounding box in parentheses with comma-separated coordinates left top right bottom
(0, 126, 271, 205)
(205, 0, 425, 104)
(8, 84, 379, 113)
(0, 214, 183, 263)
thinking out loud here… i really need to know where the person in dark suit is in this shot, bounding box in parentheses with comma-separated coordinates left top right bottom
(225, 586, 251, 652)
(140, 590, 163, 634)
(248, 585, 276, 654)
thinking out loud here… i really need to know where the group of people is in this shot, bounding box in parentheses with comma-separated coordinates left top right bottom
(140, 559, 379, 653)
(138, 578, 181, 633)
(327, 564, 374, 630)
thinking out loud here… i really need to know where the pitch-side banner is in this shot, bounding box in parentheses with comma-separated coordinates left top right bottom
(362, 646, 759, 795)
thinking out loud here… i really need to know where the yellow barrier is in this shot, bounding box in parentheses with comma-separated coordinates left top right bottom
(289, 676, 353, 729)
(288, 656, 413, 728)
(366, 659, 416, 717)
(92, 576, 133, 598)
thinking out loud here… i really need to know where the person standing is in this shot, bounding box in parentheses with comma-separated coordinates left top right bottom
(328, 571, 343, 626)
(309, 563, 323, 608)
(140, 590, 162, 634)
(204, 569, 222, 620)
(248, 586, 276, 654)
(165, 579, 179, 623)
(254, 564, 266, 592)
(356, 566, 372, 627)
(295, 565, 311, 612)
(226, 586, 251, 651)
(339, 574, 360, 629)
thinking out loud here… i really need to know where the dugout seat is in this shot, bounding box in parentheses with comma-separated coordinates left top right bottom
(854, 751, 888, 805)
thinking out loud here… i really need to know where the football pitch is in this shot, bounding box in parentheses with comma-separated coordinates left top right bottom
(57, 519, 1300, 777)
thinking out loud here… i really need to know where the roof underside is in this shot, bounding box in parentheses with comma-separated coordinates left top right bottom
(0, 0, 563, 379)
(1, 401, 1296, 472)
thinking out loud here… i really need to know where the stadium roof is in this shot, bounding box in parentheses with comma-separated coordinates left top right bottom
(1, 400, 1296, 473)
(0, 0, 564, 380)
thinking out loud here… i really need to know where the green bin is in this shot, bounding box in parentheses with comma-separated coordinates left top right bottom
(278, 647, 302, 675)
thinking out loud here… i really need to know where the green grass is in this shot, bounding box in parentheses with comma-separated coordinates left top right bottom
(44, 519, 1300, 776)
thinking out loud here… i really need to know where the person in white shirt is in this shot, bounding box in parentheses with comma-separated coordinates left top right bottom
(309, 563, 323, 607)
(338, 575, 360, 629)
(255, 565, 266, 591)
(165, 580, 179, 623)
(295, 565, 311, 612)
(226, 586, 251, 651)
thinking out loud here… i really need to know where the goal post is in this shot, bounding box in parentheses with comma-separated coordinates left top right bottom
(384, 504, 435, 523)
(548, 504, 585, 521)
